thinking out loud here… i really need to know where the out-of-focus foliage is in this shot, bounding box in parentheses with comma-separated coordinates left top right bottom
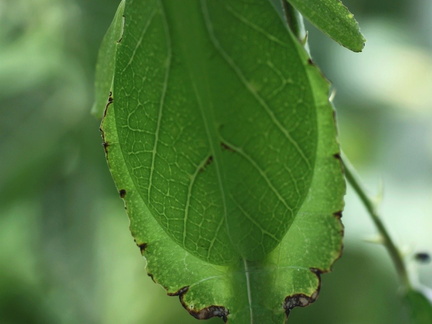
(0, 0, 431, 323)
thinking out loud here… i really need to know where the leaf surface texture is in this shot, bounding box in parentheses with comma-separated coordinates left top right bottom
(100, 0, 345, 322)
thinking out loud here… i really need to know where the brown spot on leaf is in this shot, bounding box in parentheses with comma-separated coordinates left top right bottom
(187, 305, 229, 322)
(307, 58, 314, 65)
(117, 15, 125, 43)
(200, 155, 214, 172)
(284, 290, 319, 316)
(284, 293, 316, 315)
(220, 142, 235, 152)
(119, 189, 126, 198)
(100, 127, 110, 155)
(333, 210, 343, 219)
(170, 286, 229, 322)
(333, 152, 345, 175)
(103, 91, 114, 117)
(102, 141, 110, 153)
(137, 242, 147, 252)
(147, 272, 156, 283)
(168, 286, 189, 297)
(284, 208, 344, 318)
(284, 269, 321, 317)
(205, 155, 213, 167)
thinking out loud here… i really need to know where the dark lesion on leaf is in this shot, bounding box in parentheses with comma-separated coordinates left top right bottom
(147, 272, 156, 283)
(136, 242, 147, 253)
(119, 189, 127, 198)
(310, 268, 325, 277)
(101, 140, 110, 154)
(169, 286, 189, 297)
(188, 305, 229, 322)
(134, 238, 148, 253)
(333, 152, 345, 177)
(200, 155, 214, 172)
(205, 155, 214, 167)
(333, 210, 343, 219)
(283, 291, 318, 316)
(170, 286, 229, 322)
(103, 91, 114, 117)
(220, 142, 236, 153)
(284, 268, 321, 317)
(117, 15, 125, 43)
(100, 126, 109, 154)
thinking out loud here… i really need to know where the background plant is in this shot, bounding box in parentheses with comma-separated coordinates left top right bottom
(0, 0, 431, 323)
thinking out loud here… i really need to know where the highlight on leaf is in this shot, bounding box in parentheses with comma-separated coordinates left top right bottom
(286, 0, 365, 52)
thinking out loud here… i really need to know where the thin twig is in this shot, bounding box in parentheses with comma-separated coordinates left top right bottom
(342, 154, 412, 290)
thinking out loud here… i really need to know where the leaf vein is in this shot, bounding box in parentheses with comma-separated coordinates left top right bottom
(223, 140, 293, 213)
(201, 1, 312, 169)
(148, 2, 172, 204)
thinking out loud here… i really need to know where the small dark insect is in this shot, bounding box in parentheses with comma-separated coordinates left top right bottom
(414, 252, 431, 264)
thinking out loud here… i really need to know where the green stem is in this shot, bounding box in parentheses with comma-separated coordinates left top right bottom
(342, 154, 412, 290)
(282, 0, 307, 47)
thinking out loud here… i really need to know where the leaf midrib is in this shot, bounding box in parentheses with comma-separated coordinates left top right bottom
(160, 0, 231, 260)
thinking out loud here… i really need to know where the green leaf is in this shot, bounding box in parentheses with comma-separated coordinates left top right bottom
(404, 289, 432, 324)
(99, 0, 344, 322)
(91, 0, 125, 118)
(286, 0, 365, 52)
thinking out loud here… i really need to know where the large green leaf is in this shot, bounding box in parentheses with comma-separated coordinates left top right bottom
(99, 0, 344, 322)
(286, 0, 365, 52)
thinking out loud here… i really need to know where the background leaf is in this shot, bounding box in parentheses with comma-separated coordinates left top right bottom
(286, 0, 365, 52)
(404, 289, 432, 324)
(100, 0, 344, 322)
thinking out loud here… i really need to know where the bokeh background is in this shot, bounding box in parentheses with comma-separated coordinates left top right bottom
(0, 0, 431, 323)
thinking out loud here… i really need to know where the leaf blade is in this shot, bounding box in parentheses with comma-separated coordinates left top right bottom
(100, 0, 345, 322)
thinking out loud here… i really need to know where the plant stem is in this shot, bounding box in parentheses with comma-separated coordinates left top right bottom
(282, 1, 301, 38)
(342, 154, 412, 290)
(282, 1, 308, 49)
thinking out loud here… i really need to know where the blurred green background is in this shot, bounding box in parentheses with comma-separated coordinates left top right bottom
(0, 0, 431, 323)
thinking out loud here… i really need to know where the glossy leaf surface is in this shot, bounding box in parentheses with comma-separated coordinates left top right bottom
(286, 0, 365, 52)
(99, 0, 344, 322)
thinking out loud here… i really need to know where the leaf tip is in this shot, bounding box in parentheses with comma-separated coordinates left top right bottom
(350, 36, 366, 53)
